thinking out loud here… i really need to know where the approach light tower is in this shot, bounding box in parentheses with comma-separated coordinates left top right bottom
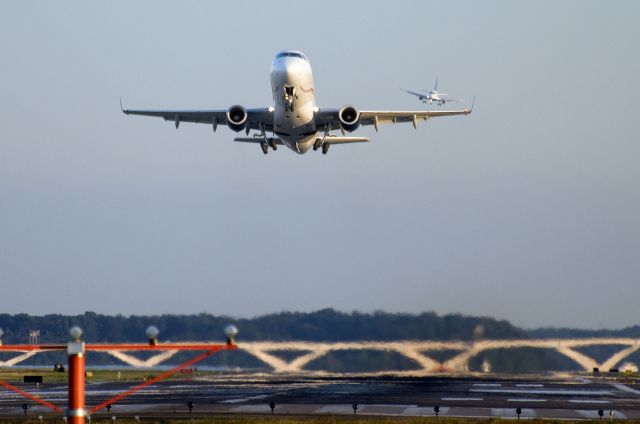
(0, 325, 237, 423)
(67, 326, 85, 424)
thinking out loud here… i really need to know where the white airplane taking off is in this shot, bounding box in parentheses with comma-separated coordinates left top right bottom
(122, 51, 472, 155)
(403, 79, 463, 106)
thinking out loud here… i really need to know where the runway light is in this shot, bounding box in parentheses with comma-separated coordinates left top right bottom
(269, 401, 275, 413)
(352, 403, 358, 414)
(224, 325, 238, 345)
(145, 326, 159, 346)
(516, 407, 522, 420)
(69, 326, 83, 342)
(434, 405, 440, 417)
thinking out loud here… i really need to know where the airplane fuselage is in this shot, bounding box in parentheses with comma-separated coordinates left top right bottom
(270, 51, 318, 154)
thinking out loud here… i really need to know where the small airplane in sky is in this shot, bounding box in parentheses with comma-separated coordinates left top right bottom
(122, 52, 472, 155)
(402, 79, 463, 106)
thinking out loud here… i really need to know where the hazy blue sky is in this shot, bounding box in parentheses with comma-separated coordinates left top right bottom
(1, 1, 638, 329)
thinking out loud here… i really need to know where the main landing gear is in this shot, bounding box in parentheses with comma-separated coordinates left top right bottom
(312, 125, 330, 155)
(258, 124, 277, 155)
(260, 138, 278, 155)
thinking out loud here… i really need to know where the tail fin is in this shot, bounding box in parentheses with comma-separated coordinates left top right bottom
(434, 78, 438, 91)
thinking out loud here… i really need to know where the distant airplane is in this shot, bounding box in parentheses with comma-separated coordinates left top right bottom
(402, 79, 463, 106)
(122, 52, 472, 155)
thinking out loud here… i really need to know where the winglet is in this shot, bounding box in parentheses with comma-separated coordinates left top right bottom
(467, 96, 475, 114)
(119, 96, 127, 114)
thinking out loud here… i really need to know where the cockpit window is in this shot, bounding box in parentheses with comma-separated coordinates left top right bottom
(276, 52, 307, 61)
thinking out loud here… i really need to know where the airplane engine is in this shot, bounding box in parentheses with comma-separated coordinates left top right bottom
(338, 105, 360, 132)
(226, 105, 248, 132)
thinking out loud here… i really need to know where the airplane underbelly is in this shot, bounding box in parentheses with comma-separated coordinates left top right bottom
(275, 107, 316, 154)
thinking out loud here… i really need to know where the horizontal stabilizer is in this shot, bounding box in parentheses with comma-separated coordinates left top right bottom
(323, 136, 369, 145)
(234, 137, 283, 145)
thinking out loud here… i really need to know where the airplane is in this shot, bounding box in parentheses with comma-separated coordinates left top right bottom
(122, 51, 472, 155)
(402, 79, 462, 106)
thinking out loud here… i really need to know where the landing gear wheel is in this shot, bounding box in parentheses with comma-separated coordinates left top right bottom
(269, 139, 277, 151)
(261, 143, 268, 155)
(322, 143, 330, 155)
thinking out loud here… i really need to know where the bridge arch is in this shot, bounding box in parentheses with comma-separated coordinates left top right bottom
(2, 339, 639, 374)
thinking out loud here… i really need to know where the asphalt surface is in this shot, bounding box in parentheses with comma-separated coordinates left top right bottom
(1, 373, 640, 420)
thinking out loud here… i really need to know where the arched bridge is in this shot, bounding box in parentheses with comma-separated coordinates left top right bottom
(2, 339, 639, 374)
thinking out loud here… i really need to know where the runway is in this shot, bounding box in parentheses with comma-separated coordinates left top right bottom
(1, 374, 639, 420)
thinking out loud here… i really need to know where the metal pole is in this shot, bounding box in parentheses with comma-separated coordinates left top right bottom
(67, 340, 85, 424)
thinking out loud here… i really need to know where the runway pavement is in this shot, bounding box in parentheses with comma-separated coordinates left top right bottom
(1, 373, 639, 420)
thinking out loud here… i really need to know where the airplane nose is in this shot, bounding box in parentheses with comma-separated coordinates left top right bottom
(271, 57, 309, 82)
(285, 60, 304, 78)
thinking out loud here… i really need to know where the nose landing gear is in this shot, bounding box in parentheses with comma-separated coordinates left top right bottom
(283, 86, 297, 112)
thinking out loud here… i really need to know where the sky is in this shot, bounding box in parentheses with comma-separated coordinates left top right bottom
(0, 1, 639, 329)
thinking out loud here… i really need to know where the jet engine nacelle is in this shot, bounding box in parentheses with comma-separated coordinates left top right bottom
(338, 105, 360, 132)
(226, 105, 248, 132)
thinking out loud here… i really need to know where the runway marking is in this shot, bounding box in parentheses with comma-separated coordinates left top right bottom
(442, 397, 483, 401)
(229, 404, 277, 413)
(470, 388, 613, 396)
(516, 383, 543, 387)
(491, 407, 536, 418)
(360, 405, 415, 414)
(612, 411, 629, 419)
(316, 404, 358, 414)
(575, 409, 625, 419)
(507, 398, 547, 402)
(569, 399, 610, 404)
(221, 394, 268, 404)
(612, 383, 640, 395)
(403, 406, 450, 416)
(472, 383, 501, 387)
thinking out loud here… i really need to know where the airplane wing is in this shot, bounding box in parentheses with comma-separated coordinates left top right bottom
(315, 106, 472, 131)
(121, 106, 273, 131)
(402, 89, 428, 98)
